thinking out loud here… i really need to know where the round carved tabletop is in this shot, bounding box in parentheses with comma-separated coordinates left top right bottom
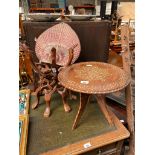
(58, 62, 131, 94)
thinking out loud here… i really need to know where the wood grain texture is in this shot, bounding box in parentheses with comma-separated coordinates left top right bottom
(72, 93, 90, 130)
(96, 94, 113, 126)
(121, 24, 135, 155)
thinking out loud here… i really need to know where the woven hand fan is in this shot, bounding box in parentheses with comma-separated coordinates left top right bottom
(35, 22, 81, 66)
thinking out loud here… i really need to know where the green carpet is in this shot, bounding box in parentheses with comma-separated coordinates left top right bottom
(27, 94, 116, 155)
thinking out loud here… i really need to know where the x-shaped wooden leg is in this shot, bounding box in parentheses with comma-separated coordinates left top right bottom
(31, 86, 43, 109)
(72, 93, 90, 130)
(72, 93, 113, 130)
(95, 94, 113, 126)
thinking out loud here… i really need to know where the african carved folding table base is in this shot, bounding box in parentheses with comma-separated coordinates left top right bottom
(21, 22, 81, 118)
(20, 44, 73, 118)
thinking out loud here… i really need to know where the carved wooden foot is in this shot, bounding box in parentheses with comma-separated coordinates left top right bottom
(31, 86, 42, 109)
(72, 93, 90, 130)
(44, 91, 52, 117)
(62, 95, 71, 113)
(44, 106, 51, 118)
(63, 103, 71, 113)
(58, 88, 72, 113)
(95, 94, 113, 126)
(31, 97, 39, 109)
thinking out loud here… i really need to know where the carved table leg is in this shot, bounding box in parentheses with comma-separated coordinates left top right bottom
(58, 88, 71, 113)
(69, 90, 77, 100)
(95, 94, 113, 125)
(72, 93, 90, 130)
(44, 90, 53, 117)
(125, 84, 135, 155)
(31, 86, 43, 109)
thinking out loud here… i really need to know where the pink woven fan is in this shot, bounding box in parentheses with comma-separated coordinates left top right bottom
(35, 23, 81, 66)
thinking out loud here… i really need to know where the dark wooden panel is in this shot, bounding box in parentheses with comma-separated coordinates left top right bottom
(23, 20, 111, 63)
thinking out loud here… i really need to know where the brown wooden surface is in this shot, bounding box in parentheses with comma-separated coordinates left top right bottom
(121, 24, 135, 155)
(30, 8, 63, 12)
(19, 47, 34, 84)
(81, 142, 122, 155)
(23, 21, 111, 63)
(96, 95, 113, 126)
(72, 93, 90, 130)
(58, 61, 130, 94)
(41, 110, 130, 155)
(115, 140, 124, 155)
(58, 61, 130, 130)
(125, 84, 134, 155)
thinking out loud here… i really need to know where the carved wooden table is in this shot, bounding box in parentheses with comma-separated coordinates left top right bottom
(58, 61, 130, 130)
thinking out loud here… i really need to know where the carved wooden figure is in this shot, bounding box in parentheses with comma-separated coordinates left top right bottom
(31, 47, 74, 117)
(20, 44, 73, 117)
